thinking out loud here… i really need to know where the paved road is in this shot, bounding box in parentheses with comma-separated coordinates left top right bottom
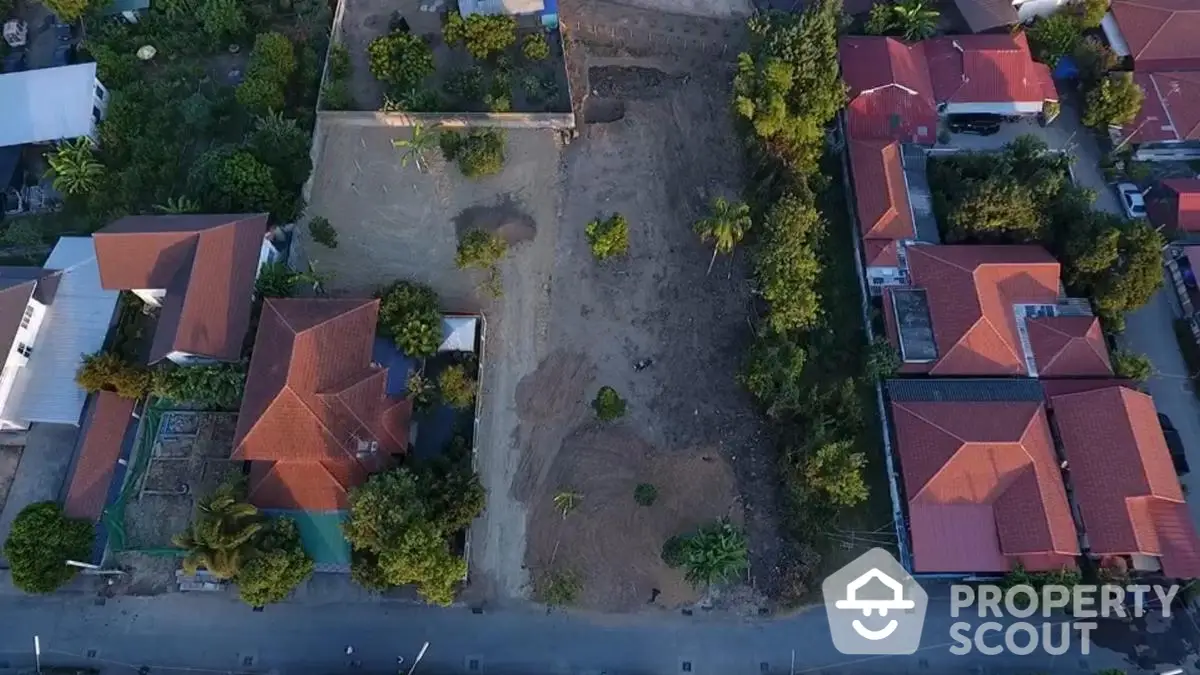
(0, 587, 1172, 675)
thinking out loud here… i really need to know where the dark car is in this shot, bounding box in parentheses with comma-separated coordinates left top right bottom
(1158, 413, 1191, 476)
(946, 114, 1002, 136)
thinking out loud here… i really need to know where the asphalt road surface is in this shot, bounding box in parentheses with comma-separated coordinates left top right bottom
(0, 587, 1174, 675)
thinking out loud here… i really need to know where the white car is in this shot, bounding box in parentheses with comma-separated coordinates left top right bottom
(1117, 182, 1147, 219)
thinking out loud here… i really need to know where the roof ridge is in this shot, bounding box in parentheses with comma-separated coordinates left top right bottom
(295, 298, 378, 336)
(894, 402, 970, 499)
(1139, 7, 1176, 59)
(976, 313, 1025, 370)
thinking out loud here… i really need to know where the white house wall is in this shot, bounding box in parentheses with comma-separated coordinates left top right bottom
(944, 102, 1041, 116)
(1015, 0, 1068, 21)
(133, 288, 165, 307)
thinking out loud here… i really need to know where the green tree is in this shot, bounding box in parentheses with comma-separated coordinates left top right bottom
(461, 14, 517, 60)
(44, 0, 93, 21)
(75, 351, 151, 399)
(377, 281, 442, 357)
(1075, 0, 1110, 28)
(865, 336, 900, 381)
(585, 213, 630, 260)
(945, 175, 1043, 243)
(197, 0, 247, 42)
(439, 130, 506, 178)
(246, 111, 312, 191)
(343, 466, 483, 605)
(212, 151, 279, 215)
(151, 363, 247, 409)
(438, 364, 476, 409)
(1073, 37, 1117, 88)
(804, 440, 868, 508)
(889, 0, 939, 40)
(592, 386, 626, 421)
(522, 32, 550, 61)
(694, 197, 752, 275)
(308, 216, 338, 248)
(1027, 12, 1081, 65)
(368, 32, 435, 91)
(1090, 222, 1164, 321)
(1083, 73, 1144, 129)
(1111, 349, 1153, 382)
(393, 124, 440, 173)
(406, 371, 436, 411)
(172, 481, 264, 580)
(755, 192, 824, 333)
(680, 521, 748, 588)
(443, 10, 467, 46)
(255, 261, 304, 298)
(237, 33, 297, 113)
(741, 331, 807, 419)
(236, 517, 314, 606)
(4, 502, 94, 594)
(865, 3, 893, 34)
(45, 138, 103, 197)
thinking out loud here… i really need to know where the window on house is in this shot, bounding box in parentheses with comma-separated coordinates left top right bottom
(19, 305, 33, 329)
(16, 343, 32, 358)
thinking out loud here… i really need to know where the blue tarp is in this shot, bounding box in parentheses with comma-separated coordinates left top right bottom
(268, 510, 352, 566)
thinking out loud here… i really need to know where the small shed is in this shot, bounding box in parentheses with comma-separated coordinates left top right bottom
(439, 315, 478, 353)
(99, 0, 151, 22)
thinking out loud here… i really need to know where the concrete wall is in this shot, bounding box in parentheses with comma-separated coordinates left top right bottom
(317, 110, 576, 129)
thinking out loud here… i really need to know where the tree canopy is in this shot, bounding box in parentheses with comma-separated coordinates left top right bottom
(236, 517, 314, 606)
(4, 502, 94, 594)
(377, 281, 443, 357)
(1083, 73, 1144, 129)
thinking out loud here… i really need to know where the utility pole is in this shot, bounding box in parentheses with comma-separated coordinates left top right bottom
(34, 635, 41, 675)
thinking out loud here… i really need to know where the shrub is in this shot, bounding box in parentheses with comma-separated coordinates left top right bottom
(308, 216, 338, 248)
(439, 130, 506, 178)
(1112, 349, 1153, 382)
(634, 483, 658, 506)
(213, 151, 279, 215)
(75, 351, 151, 399)
(236, 518, 314, 606)
(535, 569, 581, 606)
(661, 535, 687, 568)
(1083, 73, 1144, 129)
(680, 521, 748, 588)
(456, 230, 507, 270)
(864, 337, 900, 382)
(442, 10, 466, 46)
(522, 32, 550, 61)
(804, 440, 868, 508)
(368, 32, 434, 91)
(45, 138, 103, 196)
(151, 363, 246, 409)
(377, 281, 442, 357)
(406, 371, 436, 411)
(42, 0, 91, 21)
(4, 502, 94, 594)
(256, 261, 302, 298)
(585, 213, 630, 260)
(462, 14, 517, 61)
(592, 386, 626, 421)
(237, 33, 296, 113)
(438, 364, 476, 410)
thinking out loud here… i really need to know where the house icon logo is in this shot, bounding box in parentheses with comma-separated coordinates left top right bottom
(822, 548, 928, 655)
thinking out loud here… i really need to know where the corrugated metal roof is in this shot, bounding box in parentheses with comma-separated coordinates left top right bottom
(0, 64, 99, 148)
(887, 378, 1045, 402)
(9, 238, 119, 425)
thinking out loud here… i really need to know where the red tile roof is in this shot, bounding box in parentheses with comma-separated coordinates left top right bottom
(93, 214, 270, 364)
(1149, 178, 1200, 232)
(232, 298, 413, 511)
(1111, 0, 1200, 71)
(1126, 72, 1200, 144)
(848, 139, 915, 267)
(899, 245, 1060, 376)
(1026, 316, 1113, 377)
(924, 33, 1058, 105)
(892, 399, 1078, 573)
(840, 37, 938, 144)
(1052, 385, 1200, 578)
(63, 392, 134, 522)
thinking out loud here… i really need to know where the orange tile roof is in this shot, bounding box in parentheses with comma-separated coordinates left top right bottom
(848, 139, 915, 269)
(1026, 316, 1113, 377)
(1111, 0, 1200, 71)
(892, 399, 1078, 573)
(93, 214, 270, 363)
(924, 33, 1057, 105)
(233, 298, 412, 511)
(63, 392, 135, 521)
(1052, 385, 1200, 578)
(902, 245, 1060, 376)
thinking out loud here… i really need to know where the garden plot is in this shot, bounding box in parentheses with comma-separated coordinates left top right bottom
(334, 0, 570, 112)
(124, 412, 238, 549)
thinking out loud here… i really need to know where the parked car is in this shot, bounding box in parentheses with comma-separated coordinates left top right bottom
(1158, 413, 1191, 475)
(1116, 182, 1147, 219)
(946, 114, 1002, 136)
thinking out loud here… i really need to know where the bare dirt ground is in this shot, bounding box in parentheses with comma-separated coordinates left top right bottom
(525, 426, 741, 612)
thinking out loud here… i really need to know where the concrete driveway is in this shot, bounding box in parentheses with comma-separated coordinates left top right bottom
(0, 423, 80, 568)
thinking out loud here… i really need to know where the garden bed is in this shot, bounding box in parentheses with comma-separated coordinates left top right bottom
(327, 0, 570, 113)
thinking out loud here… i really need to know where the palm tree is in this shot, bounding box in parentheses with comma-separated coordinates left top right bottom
(172, 483, 264, 579)
(154, 196, 201, 214)
(553, 490, 582, 518)
(392, 124, 439, 172)
(891, 0, 939, 41)
(45, 138, 103, 196)
(694, 197, 752, 275)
